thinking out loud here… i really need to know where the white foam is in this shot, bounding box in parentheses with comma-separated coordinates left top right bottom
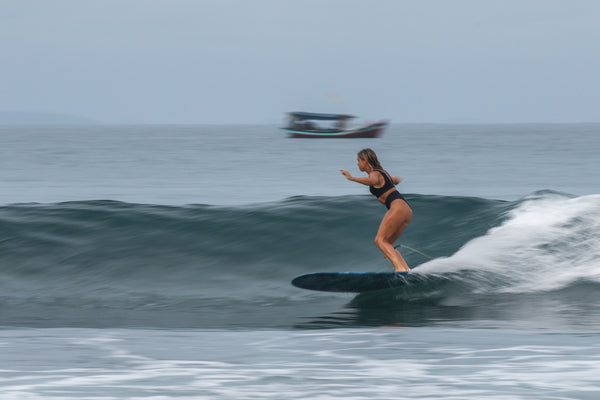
(2, 328, 600, 400)
(418, 193, 600, 293)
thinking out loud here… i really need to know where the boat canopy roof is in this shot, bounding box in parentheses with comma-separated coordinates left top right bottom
(288, 112, 356, 121)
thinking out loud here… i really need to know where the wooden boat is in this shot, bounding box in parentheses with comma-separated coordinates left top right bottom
(282, 112, 387, 138)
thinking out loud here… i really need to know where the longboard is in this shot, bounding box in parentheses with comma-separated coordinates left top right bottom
(291, 271, 425, 293)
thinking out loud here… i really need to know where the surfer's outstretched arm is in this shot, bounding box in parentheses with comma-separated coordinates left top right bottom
(339, 169, 379, 186)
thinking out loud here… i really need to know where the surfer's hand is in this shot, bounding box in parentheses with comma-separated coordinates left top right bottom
(339, 169, 352, 180)
(392, 176, 403, 185)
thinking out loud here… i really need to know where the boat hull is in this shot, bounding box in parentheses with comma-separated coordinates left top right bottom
(282, 122, 387, 138)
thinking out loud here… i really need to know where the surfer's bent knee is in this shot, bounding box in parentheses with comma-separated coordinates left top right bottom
(374, 235, 388, 248)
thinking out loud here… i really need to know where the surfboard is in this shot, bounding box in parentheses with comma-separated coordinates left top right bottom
(291, 271, 424, 293)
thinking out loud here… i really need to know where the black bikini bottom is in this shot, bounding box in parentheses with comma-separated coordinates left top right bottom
(385, 191, 407, 210)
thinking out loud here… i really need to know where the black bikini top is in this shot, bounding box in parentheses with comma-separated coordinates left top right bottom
(369, 170, 395, 198)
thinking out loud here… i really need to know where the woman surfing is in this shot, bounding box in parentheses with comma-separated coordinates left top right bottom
(340, 148, 413, 271)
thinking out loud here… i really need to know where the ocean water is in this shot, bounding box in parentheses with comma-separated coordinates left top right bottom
(1, 123, 599, 399)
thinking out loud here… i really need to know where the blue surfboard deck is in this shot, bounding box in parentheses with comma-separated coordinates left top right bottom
(291, 271, 425, 293)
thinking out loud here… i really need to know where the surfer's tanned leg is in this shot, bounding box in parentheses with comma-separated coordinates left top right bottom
(374, 202, 412, 271)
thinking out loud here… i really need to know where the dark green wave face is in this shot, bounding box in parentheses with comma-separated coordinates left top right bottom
(1, 191, 599, 330)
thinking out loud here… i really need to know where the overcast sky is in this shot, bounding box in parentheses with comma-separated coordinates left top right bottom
(1, 0, 599, 124)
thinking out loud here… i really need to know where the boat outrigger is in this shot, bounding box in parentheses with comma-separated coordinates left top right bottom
(282, 112, 387, 138)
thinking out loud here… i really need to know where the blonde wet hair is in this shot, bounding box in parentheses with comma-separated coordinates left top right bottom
(357, 148, 383, 170)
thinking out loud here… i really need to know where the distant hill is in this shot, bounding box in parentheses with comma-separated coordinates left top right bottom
(0, 111, 98, 125)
